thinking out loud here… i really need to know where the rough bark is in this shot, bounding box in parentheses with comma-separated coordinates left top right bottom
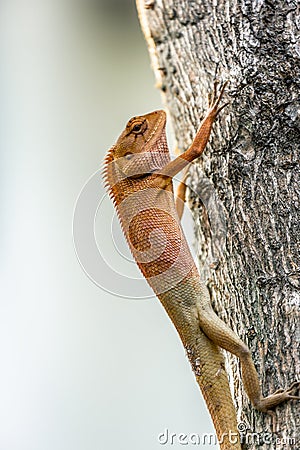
(136, 0, 300, 448)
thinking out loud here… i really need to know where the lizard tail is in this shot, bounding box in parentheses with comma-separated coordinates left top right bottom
(186, 330, 241, 450)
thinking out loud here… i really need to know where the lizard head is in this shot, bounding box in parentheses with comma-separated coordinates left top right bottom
(104, 110, 169, 185)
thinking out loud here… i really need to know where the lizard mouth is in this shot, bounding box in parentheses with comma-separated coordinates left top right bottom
(116, 151, 163, 179)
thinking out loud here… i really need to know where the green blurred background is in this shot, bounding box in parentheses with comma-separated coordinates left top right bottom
(0, 1, 216, 449)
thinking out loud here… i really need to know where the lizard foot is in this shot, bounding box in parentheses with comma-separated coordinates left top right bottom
(272, 380, 300, 399)
(255, 381, 300, 415)
(207, 80, 229, 116)
(264, 383, 300, 433)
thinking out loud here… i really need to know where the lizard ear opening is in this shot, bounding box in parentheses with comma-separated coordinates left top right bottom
(124, 152, 134, 160)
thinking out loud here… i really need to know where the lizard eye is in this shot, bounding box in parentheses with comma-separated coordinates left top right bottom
(124, 152, 134, 160)
(128, 118, 147, 135)
(132, 123, 142, 133)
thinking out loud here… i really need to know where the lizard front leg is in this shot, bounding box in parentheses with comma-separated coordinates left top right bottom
(153, 81, 228, 188)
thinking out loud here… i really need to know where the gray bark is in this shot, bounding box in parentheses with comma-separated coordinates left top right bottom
(137, 0, 300, 448)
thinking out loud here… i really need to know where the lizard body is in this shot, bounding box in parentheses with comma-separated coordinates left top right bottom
(103, 84, 299, 450)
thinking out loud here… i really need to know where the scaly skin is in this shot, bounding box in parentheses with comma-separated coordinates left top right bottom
(103, 83, 299, 450)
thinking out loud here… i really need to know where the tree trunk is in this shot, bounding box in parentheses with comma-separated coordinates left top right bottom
(136, 0, 300, 448)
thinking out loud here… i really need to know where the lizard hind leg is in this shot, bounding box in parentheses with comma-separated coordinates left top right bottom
(196, 303, 300, 414)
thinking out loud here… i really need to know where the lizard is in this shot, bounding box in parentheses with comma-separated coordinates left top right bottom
(103, 82, 300, 450)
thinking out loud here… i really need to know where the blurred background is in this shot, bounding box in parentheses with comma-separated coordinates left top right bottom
(0, 0, 216, 449)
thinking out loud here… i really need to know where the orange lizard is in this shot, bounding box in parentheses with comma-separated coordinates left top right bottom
(103, 82, 299, 450)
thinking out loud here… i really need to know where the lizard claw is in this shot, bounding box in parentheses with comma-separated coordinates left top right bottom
(284, 380, 300, 398)
(272, 388, 285, 394)
(273, 381, 300, 397)
(265, 382, 300, 433)
(207, 80, 229, 116)
(273, 381, 300, 403)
